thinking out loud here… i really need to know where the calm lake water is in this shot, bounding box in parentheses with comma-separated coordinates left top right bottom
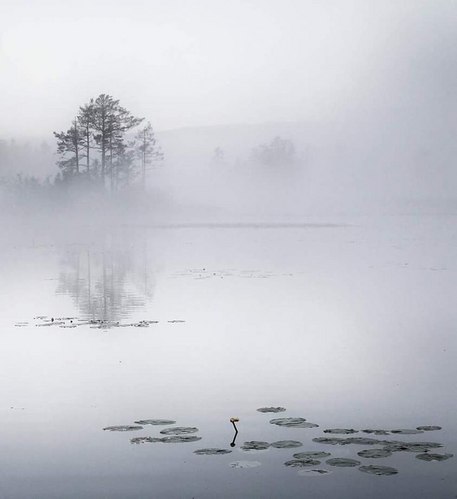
(1, 216, 456, 498)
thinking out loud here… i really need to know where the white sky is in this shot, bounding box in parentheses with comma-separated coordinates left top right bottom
(0, 0, 456, 137)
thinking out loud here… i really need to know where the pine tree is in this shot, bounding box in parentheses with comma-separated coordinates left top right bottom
(53, 119, 84, 178)
(134, 122, 164, 190)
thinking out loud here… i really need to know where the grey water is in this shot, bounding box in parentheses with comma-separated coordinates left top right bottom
(0, 216, 456, 499)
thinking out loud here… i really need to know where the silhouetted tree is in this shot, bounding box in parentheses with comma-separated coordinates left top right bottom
(134, 122, 164, 190)
(251, 136, 295, 167)
(54, 119, 84, 177)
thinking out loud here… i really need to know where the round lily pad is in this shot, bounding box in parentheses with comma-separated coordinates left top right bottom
(324, 429, 358, 435)
(416, 426, 442, 431)
(415, 453, 453, 462)
(357, 449, 392, 458)
(391, 429, 424, 435)
(241, 441, 270, 451)
(134, 419, 176, 425)
(103, 425, 143, 432)
(257, 407, 286, 413)
(294, 451, 331, 459)
(297, 469, 331, 477)
(359, 465, 398, 476)
(229, 460, 262, 469)
(160, 427, 198, 435)
(285, 459, 321, 467)
(270, 418, 318, 428)
(194, 448, 232, 455)
(313, 437, 381, 446)
(151, 435, 202, 443)
(383, 441, 443, 453)
(362, 429, 390, 435)
(271, 440, 303, 449)
(131, 437, 155, 444)
(326, 458, 360, 467)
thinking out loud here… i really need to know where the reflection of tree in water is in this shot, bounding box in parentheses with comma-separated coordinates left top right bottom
(56, 234, 155, 321)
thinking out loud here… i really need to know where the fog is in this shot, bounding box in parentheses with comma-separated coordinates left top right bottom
(1, 0, 456, 223)
(1, 2, 457, 498)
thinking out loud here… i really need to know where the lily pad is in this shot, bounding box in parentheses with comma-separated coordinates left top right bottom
(241, 441, 270, 451)
(357, 449, 392, 458)
(362, 429, 390, 435)
(324, 429, 358, 434)
(194, 448, 232, 455)
(131, 435, 202, 443)
(229, 460, 261, 469)
(359, 465, 398, 476)
(271, 440, 303, 449)
(103, 425, 143, 431)
(383, 441, 443, 453)
(297, 469, 331, 477)
(270, 418, 318, 428)
(285, 459, 321, 467)
(160, 427, 198, 435)
(257, 407, 286, 413)
(415, 453, 453, 462)
(134, 419, 176, 426)
(416, 426, 442, 431)
(313, 437, 381, 446)
(326, 458, 360, 467)
(294, 451, 331, 459)
(391, 429, 424, 435)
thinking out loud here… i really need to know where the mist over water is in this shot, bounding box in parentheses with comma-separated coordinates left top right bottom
(1, 1, 456, 498)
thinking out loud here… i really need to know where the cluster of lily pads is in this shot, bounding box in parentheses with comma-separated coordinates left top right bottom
(102, 406, 453, 476)
(172, 268, 292, 281)
(15, 316, 186, 330)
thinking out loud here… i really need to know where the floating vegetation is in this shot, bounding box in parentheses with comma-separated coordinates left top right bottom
(357, 449, 392, 459)
(390, 429, 424, 435)
(134, 419, 176, 426)
(284, 459, 321, 468)
(241, 441, 270, 451)
(293, 451, 331, 459)
(14, 322, 29, 327)
(168, 320, 186, 323)
(271, 440, 303, 449)
(160, 427, 199, 435)
(326, 458, 361, 468)
(257, 407, 286, 413)
(229, 461, 262, 469)
(362, 429, 390, 435)
(131, 435, 202, 444)
(270, 418, 318, 428)
(194, 448, 232, 455)
(416, 426, 442, 431)
(324, 429, 358, 435)
(359, 465, 399, 476)
(383, 441, 443, 453)
(297, 469, 331, 477)
(313, 437, 381, 446)
(415, 453, 453, 462)
(103, 425, 143, 432)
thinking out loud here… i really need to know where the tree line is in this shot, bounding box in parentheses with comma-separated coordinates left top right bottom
(54, 94, 163, 191)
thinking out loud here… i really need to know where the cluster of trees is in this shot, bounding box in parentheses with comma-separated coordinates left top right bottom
(250, 136, 295, 167)
(54, 94, 163, 191)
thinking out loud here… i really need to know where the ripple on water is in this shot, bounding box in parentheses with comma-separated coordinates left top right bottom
(229, 461, 262, 469)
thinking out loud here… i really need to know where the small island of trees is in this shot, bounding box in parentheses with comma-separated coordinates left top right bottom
(53, 94, 163, 191)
